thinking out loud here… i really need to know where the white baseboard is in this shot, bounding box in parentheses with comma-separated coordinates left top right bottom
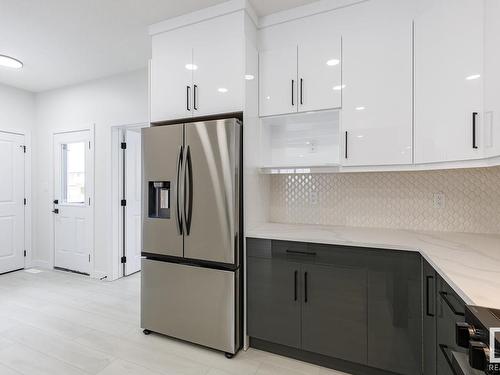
(30, 260, 51, 270)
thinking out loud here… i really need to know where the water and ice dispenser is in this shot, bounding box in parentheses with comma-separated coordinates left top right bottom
(148, 181, 170, 219)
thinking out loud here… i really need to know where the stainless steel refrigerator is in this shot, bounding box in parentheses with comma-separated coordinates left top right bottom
(141, 118, 242, 357)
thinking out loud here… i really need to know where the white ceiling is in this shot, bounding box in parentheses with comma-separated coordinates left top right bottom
(0, 0, 318, 92)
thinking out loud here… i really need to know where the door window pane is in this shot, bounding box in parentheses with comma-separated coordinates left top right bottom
(61, 142, 85, 204)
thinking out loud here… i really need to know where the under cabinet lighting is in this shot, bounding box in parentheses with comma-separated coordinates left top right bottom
(0, 54, 23, 69)
(185, 64, 198, 71)
(326, 59, 340, 66)
(218, 87, 228, 93)
(244, 74, 255, 80)
(466, 74, 481, 80)
(333, 84, 346, 91)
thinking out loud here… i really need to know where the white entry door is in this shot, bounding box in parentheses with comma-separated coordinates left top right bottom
(124, 129, 141, 275)
(0, 132, 25, 274)
(53, 130, 93, 275)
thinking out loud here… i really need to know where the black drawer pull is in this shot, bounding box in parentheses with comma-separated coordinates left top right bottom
(304, 271, 308, 303)
(285, 250, 316, 256)
(294, 270, 298, 301)
(439, 291, 465, 317)
(426, 275, 435, 317)
(472, 112, 478, 149)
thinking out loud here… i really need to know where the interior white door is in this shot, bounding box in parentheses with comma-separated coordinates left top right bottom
(297, 38, 342, 113)
(0, 132, 25, 274)
(259, 46, 298, 117)
(124, 129, 142, 275)
(53, 131, 93, 275)
(414, 0, 484, 163)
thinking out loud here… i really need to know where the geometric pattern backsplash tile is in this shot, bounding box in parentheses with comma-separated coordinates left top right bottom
(270, 166, 500, 234)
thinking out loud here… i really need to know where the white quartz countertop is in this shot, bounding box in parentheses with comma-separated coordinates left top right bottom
(246, 222, 500, 310)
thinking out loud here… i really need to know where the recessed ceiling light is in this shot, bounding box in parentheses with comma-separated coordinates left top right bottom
(185, 64, 198, 71)
(355, 106, 366, 111)
(218, 87, 228, 93)
(244, 74, 255, 80)
(326, 59, 340, 66)
(466, 74, 481, 80)
(0, 54, 23, 69)
(333, 84, 346, 91)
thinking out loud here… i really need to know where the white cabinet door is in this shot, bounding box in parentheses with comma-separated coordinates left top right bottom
(415, 0, 484, 163)
(341, 0, 414, 166)
(259, 46, 298, 117)
(150, 28, 194, 123)
(483, 0, 500, 158)
(297, 39, 342, 113)
(191, 14, 244, 117)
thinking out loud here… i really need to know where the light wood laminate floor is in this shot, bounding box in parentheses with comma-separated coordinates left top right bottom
(0, 269, 345, 375)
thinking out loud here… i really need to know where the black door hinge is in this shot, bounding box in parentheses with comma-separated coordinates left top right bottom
(22, 145, 26, 153)
(89, 254, 91, 262)
(121, 256, 127, 264)
(23, 198, 27, 205)
(121, 142, 127, 150)
(24, 250, 26, 257)
(121, 199, 127, 206)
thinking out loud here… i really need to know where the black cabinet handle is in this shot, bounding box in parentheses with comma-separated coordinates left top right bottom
(186, 86, 191, 111)
(53, 199, 59, 204)
(294, 270, 298, 301)
(304, 272, 308, 303)
(439, 344, 458, 375)
(52, 208, 59, 214)
(286, 249, 316, 256)
(439, 291, 465, 317)
(291, 80, 295, 106)
(300, 78, 303, 105)
(426, 275, 435, 317)
(472, 112, 478, 149)
(194, 85, 198, 110)
(345, 131, 348, 159)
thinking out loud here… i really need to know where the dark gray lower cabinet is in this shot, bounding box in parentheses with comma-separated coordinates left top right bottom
(423, 259, 437, 375)
(247, 238, 424, 375)
(247, 256, 301, 348)
(366, 250, 422, 375)
(436, 275, 466, 375)
(301, 263, 367, 364)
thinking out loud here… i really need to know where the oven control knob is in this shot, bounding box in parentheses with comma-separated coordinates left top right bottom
(456, 322, 477, 348)
(469, 341, 489, 371)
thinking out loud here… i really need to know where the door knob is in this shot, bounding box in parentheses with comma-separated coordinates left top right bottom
(52, 208, 59, 214)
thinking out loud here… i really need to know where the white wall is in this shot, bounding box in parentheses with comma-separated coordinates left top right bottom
(0, 83, 36, 265)
(34, 69, 148, 278)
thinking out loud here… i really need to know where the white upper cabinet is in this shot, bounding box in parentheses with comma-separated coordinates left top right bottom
(341, 0, 414, 166)
(259, 46, 298, 117)
(483, 0, 500, 158)
(191, 14, 245, 117)
(150, 27, 193, 123)
(414, 0, 484, 163)
(150, 12, 246, 123)
(259, 38, 342, 117)
(297, 41, 342, 113)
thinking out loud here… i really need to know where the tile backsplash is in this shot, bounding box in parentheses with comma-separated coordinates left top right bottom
(270, 167, 500, 234)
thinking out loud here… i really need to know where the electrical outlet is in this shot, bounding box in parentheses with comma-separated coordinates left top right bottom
(433, 192, 445, 209)
(310, 191, 318, 205)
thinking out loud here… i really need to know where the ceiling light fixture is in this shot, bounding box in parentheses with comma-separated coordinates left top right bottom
(326, 59, 340, 66)
(0, 54, 23, 69)
(218, 87, 228, 93)
(244, 74, 255, 80)
(333, 84, 346, 91)
(355, 106, 366, 111)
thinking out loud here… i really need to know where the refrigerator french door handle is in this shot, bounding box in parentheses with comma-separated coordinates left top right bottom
(176, 145, 184, 235)
(183, 145, 193, 235)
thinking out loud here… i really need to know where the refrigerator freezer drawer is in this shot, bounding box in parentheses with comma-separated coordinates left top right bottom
(141, 259, 239, 354)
